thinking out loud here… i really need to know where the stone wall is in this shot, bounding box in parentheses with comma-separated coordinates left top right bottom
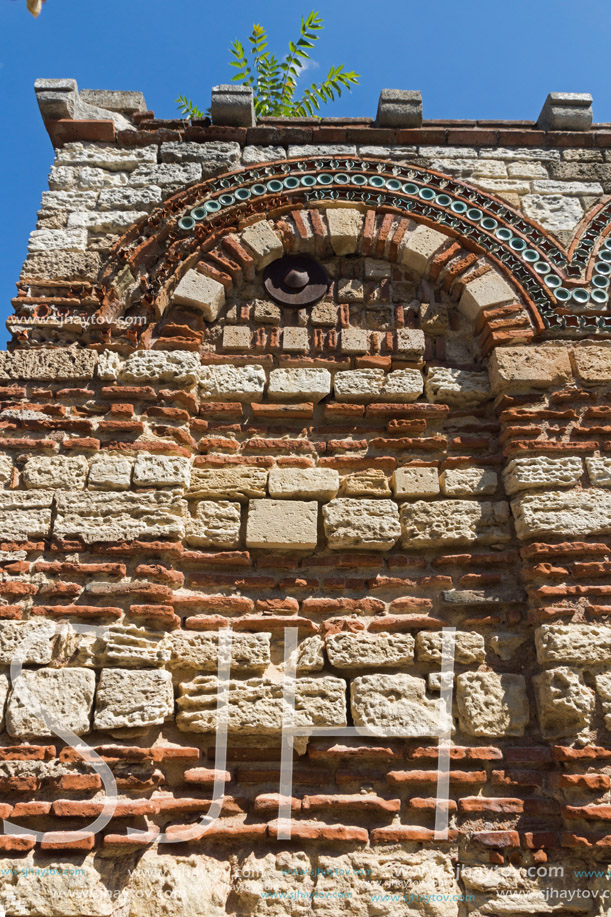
(3, 83, 611, 915)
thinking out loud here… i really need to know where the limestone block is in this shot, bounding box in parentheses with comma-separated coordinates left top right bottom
(268, 468, 339, 500)
(94, 668, 174, 731)
(398, 225, 448, 274)
(280, 635, 325, 674)
(5, 859, 118, 917)
(101, 624, 171, 668)
(534, 667, 594, 739)
(0, 621, 56, 665)
(0, 676, 8, 731)
(327, 632, 415, 669)
(512, 489, 611, 538)
(334, 368, 423, 402)
(0, 349, 97, 381)
(50, 164, 130, 190)
(97, 187, 162, 210)
(185, 500, 241, 548)
(396, 327, 426, 357)
(133, 454, 191, 488)
(88, 454, 133, 490)
(522, 194, 584, 232)
(587, 457, 611, 487)
(6, 668, 95, 738)
(538, 92, 593, 131)
(160, 140, 241, 172)
(282, 327, 309, 353)
(441, 467, 498, 497)
(340, 328, 368, 355)
(170, 632, 270, 672)
(351, 674, 451, 737)
(417, 631, 486, 664)
(199, 364, 266, 401)
(187, 467, 268, 500)
(23, 455, 89, 490)
(503, 456, 583, 495)
(129, 851, 231, 917)
(28, 228, 88, 253)
(339, 469, 391, 496)
(459, 271, 516, 320)
(242, 145, 286, 164)
(56, 142, 157, 171)
(401, 500, 511, 547)
(96, 351, 123, 380)
(54, 491, 187, 543)
(177, 676, 347, 733)
(0, 491, 54, 541)
(457, 672, 528, 737)
(246, 499, 318, 550)
(573, 345, 611, 383)
(22, 250, 102, 281)
(268, 368, 331, 402)
(595, 674, 611, 730)
(532, 179, 602, 195)
(536, 624, 611, 665)
(172, 269, 225, 322)
(393, 466, 440, 499)
(240, 220, 283, 268)
(0, 455, 12, 487)
(130, 162, 202, 187)
(67, 209, 147, 233)
(41, 189, 99, 211)
(489, 345, 572, 393)
(425, 367, 491, 407)
(120, 350, 200, 385)
(323, 498, 401, 550)
(326, 207, 364, 255)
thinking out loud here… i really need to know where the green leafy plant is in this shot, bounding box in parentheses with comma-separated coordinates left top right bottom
(176, 11, 359, 120)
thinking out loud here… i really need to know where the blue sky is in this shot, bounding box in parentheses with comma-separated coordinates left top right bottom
(0, 0, 609, 344)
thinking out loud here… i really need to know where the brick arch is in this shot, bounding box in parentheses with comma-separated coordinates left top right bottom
(96, 156, 611, 338)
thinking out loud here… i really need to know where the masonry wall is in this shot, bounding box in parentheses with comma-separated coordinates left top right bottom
(2, 87, 611, 915)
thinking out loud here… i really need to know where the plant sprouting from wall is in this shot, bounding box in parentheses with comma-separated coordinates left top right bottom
(176, 11, 359, 120)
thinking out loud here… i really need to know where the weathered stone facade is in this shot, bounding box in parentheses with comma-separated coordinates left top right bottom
(2, 81, 611, 914)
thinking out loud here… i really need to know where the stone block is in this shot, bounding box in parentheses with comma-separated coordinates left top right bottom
(326, 208, 364, 255)
(393, 466, 440, 499)
(534, 667, 594, 739)
(522, 194, 584, 232)
(0, 491, 54, 541)
(97, 187, 163, 211)
(401, 500, 511, 547)
(185, 500, 241, 548)
(22, 251, 102, 281)
(268, 468, 339, 500)
(536, 624, 611, 665)
(67, 209, 148, 233)
(242, 145, 286, 164)
(54, 491, 187, 543)
(339, 469, 391, 496)
(100, 624, 171, 668)
(538, 92, 593, 131)
(34, 77, 78, 120)
(351, 674, 452, 737)
(253, 299, 282, 325)
(246, 499, 318, 550)
(88, 454, 133, 490)
(240, 221, 283, 268)
(512, 489, 611, 538)
(41, 190, 98, 211)
(210, 84, 255, 127)
(170, 632, 270, 672)
(160, 141, 241, 175)
(281, 635, 325, 674)
(398, 225, 448, 274)
(188, 467, 268, 500)
(488, 345, 572, 393)
(459, 272, 516, 321)
(281, 327, 309, 353)
(586, 457, 611, 487)
(327, 632, 415, 669)
(120, 350, 200, 385)
(0, 349, 97, 382)
(177, 676, 347, 733)
(94, 669, 174, 732)
(0, 621, 56, 665)
(323, 498, 401, 550)
(0, 455, 12, 487)
(572, 345, 611, 383)
(23, 455, 88, 490)
(311, 301, 339, 325)
(417, 631, 485, 664)
(457, 672, 529, 737)
(503, 456, 583, 495)
(28, 229, 88, 253)
(425, 367, 490, 407)
(173, 269, 225, 322)
(340, 328, 369, 355)
(129, 161, 203, 188)
(441, 467, 498, 497)
(199, 364, 266, 401)
(334, 368, 423, 402)
(55, 142, 157, 171)
(50, 164, 130, 191)
(133, 455, 191, 488)
(79, 88, 147, 113)
(376, 89, 422, 128)
(395, 327, 426, 357)
(268, 368, 331, 402)
(6, 668, 95, 738)
(595, 674, 611, 730)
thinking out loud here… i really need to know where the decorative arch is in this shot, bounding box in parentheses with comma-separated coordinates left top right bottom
(98, 156, 611, 337)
